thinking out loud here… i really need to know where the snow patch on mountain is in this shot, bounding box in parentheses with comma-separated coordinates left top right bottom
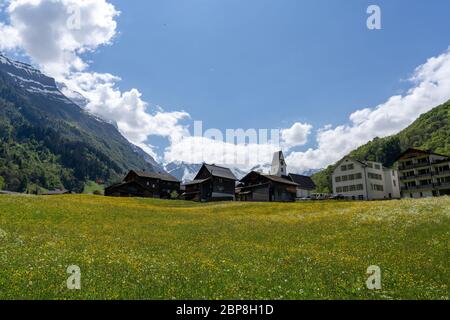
(165, 162, 252, 182)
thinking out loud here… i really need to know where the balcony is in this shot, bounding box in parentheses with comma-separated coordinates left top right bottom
(399, 162, 431, 170)
(401, 184, 434, 192)
(400, 173, 432, 181)
(434, 182, 450, 189)
(434, 169, 450, 177)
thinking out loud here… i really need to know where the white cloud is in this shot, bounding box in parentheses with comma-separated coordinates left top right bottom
(287, 48, 450, 173)
(164, 136, 281, 171)
(62, 71, 190, 159)
(281, 122, 313, 149)
(3, 0, 119, 76)
(0, 0, 190, 161)
(0, 22, 20, 50)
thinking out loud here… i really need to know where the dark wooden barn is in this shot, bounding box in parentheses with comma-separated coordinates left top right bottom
(283, 173, 316, 199)
(105, 170, 180, 199)
(236, 171, 298, 202)
(182, 164, 237, 202)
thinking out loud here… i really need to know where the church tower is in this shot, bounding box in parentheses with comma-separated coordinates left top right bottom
(270, 151, 287, 177)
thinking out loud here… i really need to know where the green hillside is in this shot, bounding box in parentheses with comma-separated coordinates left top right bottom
(0, 195, 448, 300)
(0, 58, 160, 193)
(312, 101, 450, 193)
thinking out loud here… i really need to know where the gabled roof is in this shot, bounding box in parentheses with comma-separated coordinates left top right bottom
(395, 148, 450, 162)
(132, 170, 180, 183)
(240, 171, 298, 186)
(263, 174, 299, 186)
(42, 189, 70, 195)
(183, 178, 211, 186)
(286, 174, 316, 190)
(200, 164, 237, 180)
(334, 157, 369, 169)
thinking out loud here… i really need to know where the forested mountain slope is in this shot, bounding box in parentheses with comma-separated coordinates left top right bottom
(0, 54, 161, 192)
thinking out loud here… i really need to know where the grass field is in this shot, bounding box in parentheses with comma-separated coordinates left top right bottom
(0, 195, 448, 300)
(82, 181, 105, 195)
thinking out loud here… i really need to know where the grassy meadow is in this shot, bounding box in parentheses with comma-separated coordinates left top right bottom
(0, 195, 448, 300)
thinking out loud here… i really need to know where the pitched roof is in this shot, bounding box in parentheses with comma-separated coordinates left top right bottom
(183, 178, 211, 186)
(240, 171, 297, 186)
(203, 164, 237, 180)
(286, 174, 316, 190)
(334, 157, 370, 169)
(395, 148, 450, 162)
(262, 174, 299, 186)
(41, 189, 70, 195)
(132, 170, 180, 183)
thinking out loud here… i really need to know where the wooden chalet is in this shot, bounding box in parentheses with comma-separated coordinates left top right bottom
(236, 171, 298, 202)
(283, 173, 316, 199)
(41, 189, 71, 196)
(105, 170, 180, 199)
(182, 164, 237, 202)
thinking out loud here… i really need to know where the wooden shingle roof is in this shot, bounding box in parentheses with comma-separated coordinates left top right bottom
(203, 164, 237, 180)
(286, 174, 316, 190)
(133, 170, 180, 183)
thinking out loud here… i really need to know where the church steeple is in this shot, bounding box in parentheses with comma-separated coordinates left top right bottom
(270, 151, 287, 177)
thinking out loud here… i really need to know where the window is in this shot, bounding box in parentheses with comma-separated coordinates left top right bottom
(348, 174, 355, 181)
(373, 184, 384, 192)
(343, 186, 349, 192)
(417, 158, 429, 164)
(367, 163, 373, 168)
(335, 176, 341, 183)
(419, 179, 431, 186)
(355, 173, 363, 180)
(341, 165, 347, 171)
(368, 173, 382, 180)
(336, 187, 343, 193)
(374, 164, 381, 170)
(348, 164, 354, 170)
(393, 180, 397, 187)
(406, 171, 415, 177)
(357, 184, 364, 191)
(342, 175, 348, 182)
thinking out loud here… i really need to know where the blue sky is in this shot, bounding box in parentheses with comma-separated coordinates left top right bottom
(88, 0, 450, 150)
(1, 0, 450, 171)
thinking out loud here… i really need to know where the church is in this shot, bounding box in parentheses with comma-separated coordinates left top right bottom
(236, 151, 316, 202)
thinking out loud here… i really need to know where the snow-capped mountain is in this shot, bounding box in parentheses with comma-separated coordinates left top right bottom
(0, 54, 72, 103)
(301, 168, 321, 176)
(131, 144, 165, 173)
(57, 82, 90, 108)
(164, 160, 319, 183)
(165, 162, 254, 182)
(250, 163, 272, 174)
(0, 53, 164, 191)
(164, 162, 203, 182)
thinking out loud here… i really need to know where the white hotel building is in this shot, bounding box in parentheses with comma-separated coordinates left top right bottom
(332, 157, 401, 200)
(396, 149, 450, 198)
